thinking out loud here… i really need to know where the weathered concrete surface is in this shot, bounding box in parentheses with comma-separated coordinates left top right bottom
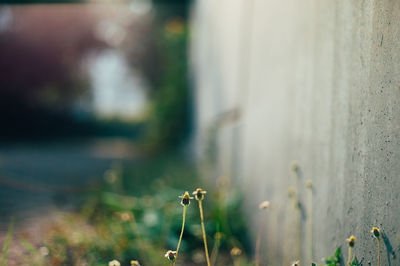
(191, 0, 400, 264)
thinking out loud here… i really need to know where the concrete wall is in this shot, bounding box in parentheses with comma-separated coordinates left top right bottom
(190, 0, 400, 265)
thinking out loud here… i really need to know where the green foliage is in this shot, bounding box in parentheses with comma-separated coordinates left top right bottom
(324, 247, 341, 266)
(322, 247, 361, 266)
(142, 18, 191, 152)
(350, 256, 361, 266)
(1, 218, 14, 266)
(36, 152, 250, 265)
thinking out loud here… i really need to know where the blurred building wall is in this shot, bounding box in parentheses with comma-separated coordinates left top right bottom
(191, 0, 400, 264)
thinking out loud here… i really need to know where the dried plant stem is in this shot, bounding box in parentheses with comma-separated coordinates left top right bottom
(173, 205, 187, 266)
(377, 238, 381, 266)
(347, 246, 352, 266)
(308, 188, 313, 260)
(255, 211, 267, 266)
(210, 234, 221, 266)
(199, 200, 211, 266)
(295, 198, 301, 262)
(291, 167, 301, 261)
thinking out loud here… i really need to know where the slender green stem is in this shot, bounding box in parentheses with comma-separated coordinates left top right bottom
(347, 246, 352, 266)
(255, 211, 267, 266)
(295, 198, 301, 261)
(308, 188, 313, 261)
(199, 200, 211, 266)
(173, 205, 187, 266)
(377, 238, 380, 266)
(210, 234, 221, 266)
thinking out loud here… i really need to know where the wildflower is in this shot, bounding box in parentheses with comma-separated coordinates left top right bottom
(193, 188, 207, 201)
(175, 192, 191, 264)
(165, 250, 177, 261)
(230, 247, 242, 256)
(371, 227, 381, 266)
(165, 17, 185, 35)
(193, 187, 210, 266)
(371, 227, 380, 239)
(131, 260, 141, 266)
(306, 180, 313, 188)
(179, 191, 193, 206)
(39, 246, 49, 256)
(259, 201, 270, 210)
(347, 235, 356, 247)
(120, 212, 133, 222)
(214, 232, 224, 240)
(347, 235, 356, 265)
(109, 260, 120, 266)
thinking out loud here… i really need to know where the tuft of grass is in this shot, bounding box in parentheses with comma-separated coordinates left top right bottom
(1, 217, 15, 266)
(324, 247, 342, 266)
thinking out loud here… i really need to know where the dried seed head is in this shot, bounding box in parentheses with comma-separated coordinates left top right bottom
(371, 227, 380, 239)
(287, 187, 296, 198)
(109, 260, 121, 266)
(291, 260, 300, 266)
(164, 250, 177, 261)
(306, 180, 313, 189)
(192, 188, 207, 201)
(230, 247, 242, 256)
(290, 161, 300, 173)
(259, 201, 270, 210)
(179, 191, 193, 206)
(120, 212, 133, 222)
(347, 235, 356, 247)
(214, 232, 224, 240)
(39, 246, 49, 256)
(130, 260, 141, 266)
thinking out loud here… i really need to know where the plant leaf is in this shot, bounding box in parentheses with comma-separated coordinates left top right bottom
(1, 217, 15, 266)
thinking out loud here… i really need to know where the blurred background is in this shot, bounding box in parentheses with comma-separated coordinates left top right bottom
(0, 0, 250, 265)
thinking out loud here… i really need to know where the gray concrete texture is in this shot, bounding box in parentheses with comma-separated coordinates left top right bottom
(191, 0, 400, 265)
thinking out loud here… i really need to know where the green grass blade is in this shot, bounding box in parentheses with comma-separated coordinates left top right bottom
(19, 236, 39, 257)
(1, 217, 15, 266)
